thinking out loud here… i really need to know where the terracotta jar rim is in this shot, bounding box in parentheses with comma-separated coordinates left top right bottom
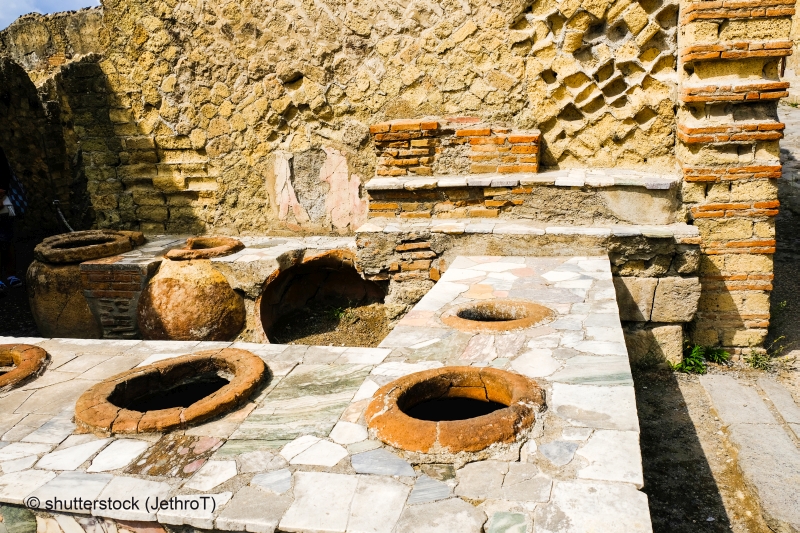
(75, 348, 266, 434)
(366, 366, 544, 454)
(0, 344, 49, 392)
(165, 236, 245, 260)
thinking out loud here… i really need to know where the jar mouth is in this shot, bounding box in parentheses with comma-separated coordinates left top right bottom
(34, 230, 143, 263)
(0, 344, 49, 392)
(366, 366, 544, 454)
(441, 299, 554, 332)
(165, 236, 244, 260)
(51, 237, 117, 249)
(75, 349, 267, 434)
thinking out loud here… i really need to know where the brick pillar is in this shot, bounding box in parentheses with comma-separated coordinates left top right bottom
(677, 0, 794, 351)
(80, 257, 161, 339)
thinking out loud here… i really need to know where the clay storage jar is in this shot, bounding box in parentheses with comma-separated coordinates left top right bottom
(137, 236, 246, 341)
(27, 230, 145, 338)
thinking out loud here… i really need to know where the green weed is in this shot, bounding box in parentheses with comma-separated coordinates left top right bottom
(745, 350, 772, 371)
(744, 335, 796, 371)
(326, 306, 346, 320)
(670, 342, 731, 374)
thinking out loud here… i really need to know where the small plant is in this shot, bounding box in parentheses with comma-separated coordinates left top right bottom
(705, 346, 732, 365)
(670, 341, 731, 374)
(671, 344, 708, 374)
(744, 336, 796, 371)
(326, 306, 346, 320)
(745, 349, 772, 371)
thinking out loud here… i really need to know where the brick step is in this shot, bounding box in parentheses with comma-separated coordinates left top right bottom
(680, 80, 790, 103)
(365, 168, 679, 192)
(677, 120, 784, 144)
(355, 217, 700, 244)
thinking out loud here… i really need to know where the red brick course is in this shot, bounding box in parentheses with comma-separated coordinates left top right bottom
(371, 118, 540, 177)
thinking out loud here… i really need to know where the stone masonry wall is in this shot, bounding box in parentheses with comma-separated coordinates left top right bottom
(1, 0, 679, 235)
(677, 0, 794, 351)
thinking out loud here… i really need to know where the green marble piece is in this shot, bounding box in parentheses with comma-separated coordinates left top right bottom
(213, 439, 289, 457)
(487, 512, 528, 533)
(0, 505, 37, 533)
(231, 364, 372, 441)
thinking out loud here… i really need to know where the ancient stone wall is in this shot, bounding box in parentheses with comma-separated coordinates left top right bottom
(2, 0, 680, 235)
(1, 0, 793, 351)
(0, 9, 107, 235)
(677, 0, 793, 350)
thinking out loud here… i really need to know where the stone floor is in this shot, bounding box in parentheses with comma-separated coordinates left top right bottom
(0, 255, 650, 533)
(699, 373, 800, 533)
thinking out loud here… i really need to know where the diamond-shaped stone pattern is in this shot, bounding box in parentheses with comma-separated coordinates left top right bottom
(522, 0, 678, 167)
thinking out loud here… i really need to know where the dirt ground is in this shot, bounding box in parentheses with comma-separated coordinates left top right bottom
(0, 237, 39, 337)
(634, 367, 772, 533)
(269, 302, 391, 348)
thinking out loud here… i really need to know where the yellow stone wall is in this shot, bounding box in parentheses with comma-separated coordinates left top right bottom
(1, 0, 679, 234)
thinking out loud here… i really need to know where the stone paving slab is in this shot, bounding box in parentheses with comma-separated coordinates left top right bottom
(0, 254, 650, 532)
(701, 374, 800, 533)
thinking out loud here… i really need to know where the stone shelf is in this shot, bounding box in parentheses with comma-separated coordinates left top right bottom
(356, 218, 700, 243)
(365, 168, 681, 192)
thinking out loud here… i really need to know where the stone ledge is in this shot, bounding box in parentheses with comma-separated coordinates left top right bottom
(680, 40, 793, 62)
(680, 81, 790, 103)
(355, 218, 700, 243)
(365, 168, 680, 192)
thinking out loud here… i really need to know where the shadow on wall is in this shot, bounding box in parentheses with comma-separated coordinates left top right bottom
(0, 57, 88, 238)
(257, 250, 385, 342)
(1, 52, 214, 237)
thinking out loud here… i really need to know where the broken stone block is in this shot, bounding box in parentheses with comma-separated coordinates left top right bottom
(612, 277, 657, 321)
(650, 277, 701, 323)
(624, 323, 683, 366)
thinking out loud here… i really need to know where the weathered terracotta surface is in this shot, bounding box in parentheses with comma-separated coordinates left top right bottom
(0, 343, 49, 392)
(138, 259, 246, 341)
(441, 299, 554, 333)
(75, 348, 267, 435)
(27, 230, 145, 339)
(27, 260, 103, 338)
(366, 366, 544, 454)
(165, 236, 244, 261)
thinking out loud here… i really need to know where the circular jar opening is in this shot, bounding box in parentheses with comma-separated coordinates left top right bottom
(34, 230, 143, 264)
(165, 236, 245, 260)
(366, 366, 544, 454)
(109, 372, 231, 412)
(441, 299, 554, 333)
(258, 250, 387, 347)
(75, 349, 267, 434)
(0, 344, 49, 392)
(52, 236, 117, 249)
(405, 397, 506, 421)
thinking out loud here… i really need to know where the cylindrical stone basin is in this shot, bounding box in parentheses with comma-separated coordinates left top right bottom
(75, 348, 267, 434)
(0, 344, 49, 393)
(138, 236, 246, 341)
(441, 299, 554, 333)
(366, 366, 544, 454)
(27, 230, 146, 338)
